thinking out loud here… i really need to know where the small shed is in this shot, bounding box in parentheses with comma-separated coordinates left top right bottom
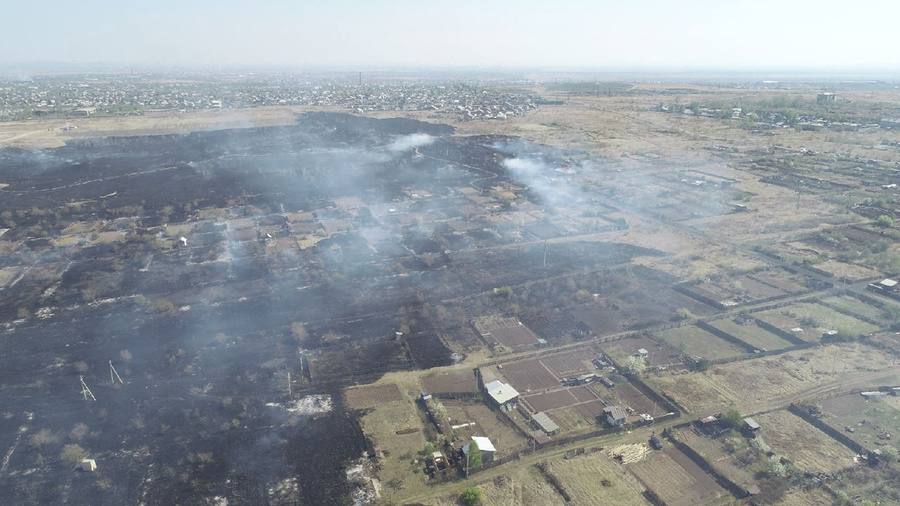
(879, 279, 898, 291)
(462, 436, 496, 462)
(604, 405, 628, 427)
(637, 348, 648, 358)
(743, 417, 761, 431)
(532, 412, 560, 435)
(530, 430, 551, 445)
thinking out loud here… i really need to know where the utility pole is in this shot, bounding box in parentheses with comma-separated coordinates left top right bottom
(80, 376, 96, 401)
(466, 446, 470, 479)
(109, 361, 124, 384)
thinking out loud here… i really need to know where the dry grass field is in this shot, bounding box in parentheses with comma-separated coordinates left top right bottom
(628, 446, 729, 506)
(421, 370, 478, 395)
(819, 294, 889, 322)
(344, 383, 403, 410)
(417, 465, 568, 506)
(670, 427, 758, 492)
(708, 318, 794, 351)
(442, 400, 527, 454)
(754, 410, 858, 473)
(654, 325, 748, 361)
(356, 395, 430, 502)
(0, 105, 338, 148)
(819, 393, 900, 455)
(770, 488, 835, 506)
(657, 343, 900, 414)
(543, 451, 648, 506)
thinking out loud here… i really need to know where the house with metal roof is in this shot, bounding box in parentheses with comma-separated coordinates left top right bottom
(484, 380, 519, 409)
(604, 405, 628, 427)
(462, 436, 496, 462)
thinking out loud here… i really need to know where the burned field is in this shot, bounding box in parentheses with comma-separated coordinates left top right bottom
(0, 112, 659, 504)
(4, 79, 900, 506)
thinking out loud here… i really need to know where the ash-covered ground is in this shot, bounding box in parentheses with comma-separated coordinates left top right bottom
(0, 112, 658, 504)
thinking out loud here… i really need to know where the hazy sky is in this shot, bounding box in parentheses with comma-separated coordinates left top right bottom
(2, 0, 898, 70)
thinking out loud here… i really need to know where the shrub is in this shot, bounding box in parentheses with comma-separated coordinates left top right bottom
(876, 215, 894, 228)
(151, 299, 175, 313)
(69, 423, 89, 441)
(674, 308, 694, 321)
(29, 429, 59, 447)
(460, 486, 483, 505)
(59, 444, 89, 466)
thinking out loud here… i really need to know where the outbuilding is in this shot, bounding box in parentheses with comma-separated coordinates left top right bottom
(76, 459, 97, 472)
(604, 405, 628, 427)
(532, 412, 560, 435)
(462, 436, 496, 463)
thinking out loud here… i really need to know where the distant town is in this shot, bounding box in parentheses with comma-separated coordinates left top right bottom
(0, 72, 540, 122)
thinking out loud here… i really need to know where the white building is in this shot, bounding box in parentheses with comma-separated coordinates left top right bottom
(484, 380, 519, 409)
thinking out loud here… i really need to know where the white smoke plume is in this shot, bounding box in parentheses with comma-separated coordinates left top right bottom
(502, 157, 577, 209)
(388, 133, 435, 152)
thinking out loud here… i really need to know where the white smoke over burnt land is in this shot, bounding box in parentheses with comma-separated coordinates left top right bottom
(0, 112, 664, 505)
(502, 156, 580, 210)
(387, 133, 435, 152)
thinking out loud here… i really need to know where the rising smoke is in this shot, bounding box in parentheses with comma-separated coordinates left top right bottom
(387, 133, 435, 152)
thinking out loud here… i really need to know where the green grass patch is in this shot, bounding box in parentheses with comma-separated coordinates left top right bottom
(708, 318, 794, 351)
(819, 295, 885, 321)
(654, 325, 747, 360)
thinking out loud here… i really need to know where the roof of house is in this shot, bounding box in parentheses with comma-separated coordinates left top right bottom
(76, 459, 97, 471)
(463, 436, 496, 454)
(486, 381, 520, 405)
(880, 279, 898, 287)
(743, 417, 761, 430)
(604, 405, 628, 420)
(532, 412, 560, 433)
(484, 380, 504, 391)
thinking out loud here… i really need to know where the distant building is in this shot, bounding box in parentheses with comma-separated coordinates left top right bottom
(879, 279, 898, 291)
(484, 380, 519, 410)
(70, 107, 97, 117)
(604, 405, 628, 426)
(574, 321, 593, 338)
(817, 93, 836, 103)
(868, 278, 899, 294)
(462, 436, 496, 462)
(76, 459, 97, 472)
